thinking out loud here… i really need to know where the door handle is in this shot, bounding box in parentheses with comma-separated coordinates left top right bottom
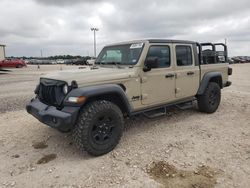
(165, 73, 175, 78)
(187, 71, 194, 75)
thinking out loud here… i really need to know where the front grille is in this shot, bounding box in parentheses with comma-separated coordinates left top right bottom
(40, 84, 57, 106)
(38, 78, 67, 107)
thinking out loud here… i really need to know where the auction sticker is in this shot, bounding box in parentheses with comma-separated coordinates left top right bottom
(130, 43, 144, 49)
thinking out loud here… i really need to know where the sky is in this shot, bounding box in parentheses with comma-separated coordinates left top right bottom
(0, 0, 249, 57)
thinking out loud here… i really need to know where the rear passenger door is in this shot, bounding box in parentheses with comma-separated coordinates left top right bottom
(174, 44, 200, 98)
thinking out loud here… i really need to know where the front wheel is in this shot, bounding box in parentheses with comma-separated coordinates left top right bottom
(73, 100, 124, 156)
(197, 82, 221, 113)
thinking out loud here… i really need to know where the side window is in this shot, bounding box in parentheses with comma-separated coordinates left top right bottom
(146, 46, 171, 68)
(176, 45, 193, 66)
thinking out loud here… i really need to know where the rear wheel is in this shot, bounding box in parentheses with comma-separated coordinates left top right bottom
(73, 100, 124, 156)
(197, 82, 221, 113)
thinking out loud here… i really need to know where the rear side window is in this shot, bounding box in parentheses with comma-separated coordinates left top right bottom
(146, 46, 171, 68)
(176, 46, 193, 66)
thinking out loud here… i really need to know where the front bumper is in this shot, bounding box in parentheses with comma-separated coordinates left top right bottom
(26, 98, 80, 132)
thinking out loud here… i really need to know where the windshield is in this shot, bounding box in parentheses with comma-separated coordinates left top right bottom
(96, 43, 144, 65)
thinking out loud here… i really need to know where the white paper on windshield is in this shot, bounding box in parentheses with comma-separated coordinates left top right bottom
(130, 43, 144, 49)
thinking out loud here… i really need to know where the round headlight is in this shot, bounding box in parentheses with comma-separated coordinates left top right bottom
(63, 84, 68, 94)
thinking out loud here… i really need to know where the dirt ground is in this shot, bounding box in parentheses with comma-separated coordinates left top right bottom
(0, 64, 249, 188)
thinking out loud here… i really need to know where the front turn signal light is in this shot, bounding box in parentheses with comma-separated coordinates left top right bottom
(68, 96, 86, 104)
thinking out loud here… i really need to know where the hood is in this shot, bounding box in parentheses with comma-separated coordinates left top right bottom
(41, 66, 137, 87)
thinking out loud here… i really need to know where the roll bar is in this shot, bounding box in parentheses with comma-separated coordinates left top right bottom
(196, 42, 228, 64)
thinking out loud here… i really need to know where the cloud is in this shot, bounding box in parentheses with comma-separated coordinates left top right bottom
(0, 0, 249, 56)
(34, 0, 104, 6)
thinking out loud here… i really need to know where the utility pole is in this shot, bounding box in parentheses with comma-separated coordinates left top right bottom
(38, 49, 43, 69)
(91, 28, 99, 57)
(225, 38, 227, 45)
(40, 49, 43, 58)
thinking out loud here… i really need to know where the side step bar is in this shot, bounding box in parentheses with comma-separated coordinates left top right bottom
(176, 101, 193, 110)
(142, 100, 194, 119)
(143, 108, 167, 119)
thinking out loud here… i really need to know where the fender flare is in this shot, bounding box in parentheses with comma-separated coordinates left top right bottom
(63, 84, 132, 114)
(197, 72, 222, 95)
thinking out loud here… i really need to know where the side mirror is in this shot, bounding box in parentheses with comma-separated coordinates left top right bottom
(143, 57, 158, 72)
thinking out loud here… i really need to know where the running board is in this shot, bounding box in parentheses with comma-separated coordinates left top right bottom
(176, 101, 194, 110)
(143, 108, 167, 119)
(132, 97, 196, 118)
(142, 101, 194, 119)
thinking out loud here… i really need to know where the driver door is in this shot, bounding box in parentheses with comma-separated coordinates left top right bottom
(141, 44, 176, 105)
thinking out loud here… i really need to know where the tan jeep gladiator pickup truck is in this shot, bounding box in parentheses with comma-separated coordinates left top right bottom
(26, 39, 232, 156)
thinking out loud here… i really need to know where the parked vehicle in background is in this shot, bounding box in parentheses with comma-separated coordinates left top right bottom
(22, 56, 92, 65)
(26, 59, 37, 65)
(65, 59, 75, 65)
(86, 57, 96, 65)
(56, 59, 65, 64)
(0, 59, 26, 68)
(231, 56, 250, 64)
(228, 58, 235, 64)
(73, 58, 86, 65)
(26, 59, 57, 65)
(65, 58, 90, 65)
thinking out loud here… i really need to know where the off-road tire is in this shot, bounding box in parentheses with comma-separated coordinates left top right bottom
(73, 100, 124, 156)
(197, 82, 221, 113)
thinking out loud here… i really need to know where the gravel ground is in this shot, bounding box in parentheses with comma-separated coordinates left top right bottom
(0, 64, 249, 188)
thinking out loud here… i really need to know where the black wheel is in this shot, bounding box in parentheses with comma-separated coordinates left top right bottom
(16, 64, 23, 68)
(197, 82, 221, 113)
(73, 100, 124, 156)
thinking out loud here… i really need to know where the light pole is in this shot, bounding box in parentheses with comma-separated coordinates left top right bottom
(91, 28, 99, 57)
